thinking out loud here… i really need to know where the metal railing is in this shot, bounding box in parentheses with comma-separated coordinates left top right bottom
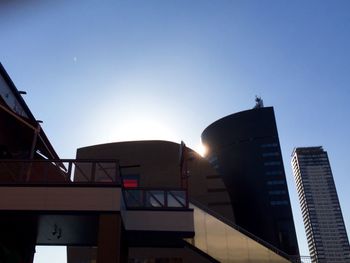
(0, 159, 120, 184)
(122, 187, 189, 209)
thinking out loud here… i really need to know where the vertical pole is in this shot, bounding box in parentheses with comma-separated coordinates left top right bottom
(180, 142, 189, 208)
(165, 190, 168, 207)
(29, 123, 41, 160)
(116, 160, 120, 184)
(67, 161, 72, 181)
(26, 122, 41, 182)
(184, 157, 189, 208)
(91, 161, 96, 182)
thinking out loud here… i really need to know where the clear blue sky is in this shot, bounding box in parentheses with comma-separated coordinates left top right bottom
(1, 1, 350, 261)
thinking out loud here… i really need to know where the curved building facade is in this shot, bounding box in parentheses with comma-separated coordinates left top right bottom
(201, 106, 299, 256)
(75, 140, 234, 221)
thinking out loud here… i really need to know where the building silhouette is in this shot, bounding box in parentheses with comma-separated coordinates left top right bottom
(0, 62, 301, 262)
(201, 105, 299, 256)
(292, 147, 350, 263)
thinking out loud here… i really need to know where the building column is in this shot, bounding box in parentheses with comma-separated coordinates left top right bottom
(96, 214, 126, 263)
(0, 215, 38, 263)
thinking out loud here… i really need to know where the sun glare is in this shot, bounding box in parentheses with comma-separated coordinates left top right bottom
(196, 143, 208, 157)
(110, 117, 180, 143)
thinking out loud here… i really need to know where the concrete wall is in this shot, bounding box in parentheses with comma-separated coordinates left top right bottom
(0, 186, 121, 211)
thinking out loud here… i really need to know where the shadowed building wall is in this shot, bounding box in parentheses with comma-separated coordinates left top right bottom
(75, 140, 234, 221)
(68, 140, 234, 263)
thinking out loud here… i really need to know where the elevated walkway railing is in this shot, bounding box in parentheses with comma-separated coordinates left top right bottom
(0, 159, 120, 184)
(121, 187, 194, 235)
(122, 187, 188, 210)
(0, 159, 122, 212)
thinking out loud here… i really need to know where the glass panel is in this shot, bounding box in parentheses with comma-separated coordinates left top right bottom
(191, 207, 207, 252)
(124, 189, 143, 208)
(95, 162, 117, 182)
(123, 189, 188, 209)
(167, 191, 185, 207)
(146, 190, 165, 208)
(190, 204, 290, 263)
(74, 162, 93, 182)
(205, 212, 228, 262)
(247, 238, 269, 262)
(227, 224, 249, 263)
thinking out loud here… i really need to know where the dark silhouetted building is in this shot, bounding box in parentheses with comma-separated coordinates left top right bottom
(201, 105, 299, 256)
(0, 63, 297, 263)
(292, 147, 350, 263)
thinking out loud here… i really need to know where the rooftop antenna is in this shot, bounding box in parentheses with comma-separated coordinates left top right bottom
(254, 96, 264, 109)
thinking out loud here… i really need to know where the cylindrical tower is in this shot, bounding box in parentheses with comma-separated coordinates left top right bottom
(202, 106, 299, 256)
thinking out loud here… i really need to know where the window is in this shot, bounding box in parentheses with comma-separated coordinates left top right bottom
(265, 171, 283, 176)
(270, 200, 289, 206)
(267, 180, 285, 185)
(208, 155, 218, 164)
(264, 161, 281, 166)
(122, 174, 140, 188)
(269, 190, 287, 195)
(262, 152, 279, 157)
(261, 143, 278, 148)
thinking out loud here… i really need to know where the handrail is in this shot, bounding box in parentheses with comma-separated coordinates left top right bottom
(0, 159, 121, 184)
(121, 186, 186, 191)
(122, 187, 189, 210)
(0, 158, 120, 163)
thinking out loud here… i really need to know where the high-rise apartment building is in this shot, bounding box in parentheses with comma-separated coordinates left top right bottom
(292, 147, 350, 263)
